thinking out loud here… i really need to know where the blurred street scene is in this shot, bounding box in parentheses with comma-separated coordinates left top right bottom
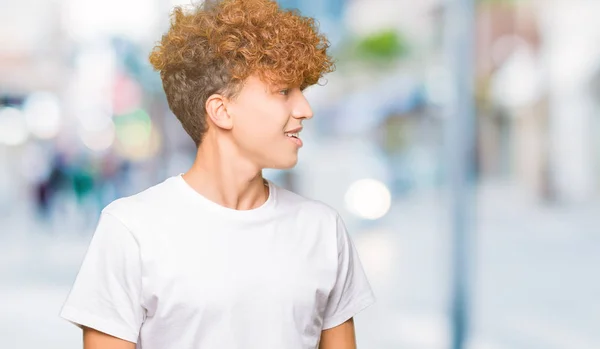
(1, 0, 599, 348)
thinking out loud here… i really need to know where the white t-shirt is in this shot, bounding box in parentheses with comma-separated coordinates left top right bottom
(60, 174, 375, 349)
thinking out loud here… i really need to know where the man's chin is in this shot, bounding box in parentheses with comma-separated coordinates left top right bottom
(267, 156, 299, 170)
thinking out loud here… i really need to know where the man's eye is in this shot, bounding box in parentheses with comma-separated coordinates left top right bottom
(279, 89, 290, 96)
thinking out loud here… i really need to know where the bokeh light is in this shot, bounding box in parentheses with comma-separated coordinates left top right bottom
(22, 92, 62, 139)
(344, 178, 392, 220)
(77, 109, 114, 132)
(0, 107, 29, 146)
(79, 120, 116, 152)
(114, 108, 159, 160)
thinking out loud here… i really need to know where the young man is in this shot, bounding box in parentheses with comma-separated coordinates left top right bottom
(60, 0, 375, 348)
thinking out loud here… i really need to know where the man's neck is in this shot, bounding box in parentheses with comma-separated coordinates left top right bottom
(182, 135, 269, 211)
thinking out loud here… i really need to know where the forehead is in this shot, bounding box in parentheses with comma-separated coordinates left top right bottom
(235, 74, 284, 100)
(229, 75, 274, 105)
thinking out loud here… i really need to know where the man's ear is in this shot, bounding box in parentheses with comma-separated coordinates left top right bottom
(205, 93, 233, 130)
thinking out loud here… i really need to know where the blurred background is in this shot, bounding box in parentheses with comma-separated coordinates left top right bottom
(1, 0, 599, 348)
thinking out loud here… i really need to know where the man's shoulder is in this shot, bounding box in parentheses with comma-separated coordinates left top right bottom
(102, 176, 178, 222)
(274, 183, 340, 221)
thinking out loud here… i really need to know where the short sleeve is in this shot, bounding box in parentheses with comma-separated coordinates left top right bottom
(60, 212, 145, 343)
(322, 214, 376, 330)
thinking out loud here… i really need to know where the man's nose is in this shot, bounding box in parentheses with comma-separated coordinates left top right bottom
(291, 92, 314, 120)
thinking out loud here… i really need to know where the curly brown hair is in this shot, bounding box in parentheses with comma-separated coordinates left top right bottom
(149, 0, 335, 146)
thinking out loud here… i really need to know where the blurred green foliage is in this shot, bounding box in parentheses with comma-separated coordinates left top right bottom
(354, 29, 409, 61)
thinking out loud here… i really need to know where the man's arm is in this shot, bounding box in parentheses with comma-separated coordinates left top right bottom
(319, 318, 357, 349)
(83, 327, 136, 349)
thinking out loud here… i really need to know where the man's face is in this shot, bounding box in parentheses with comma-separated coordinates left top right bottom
(225, 74, 313, 170)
